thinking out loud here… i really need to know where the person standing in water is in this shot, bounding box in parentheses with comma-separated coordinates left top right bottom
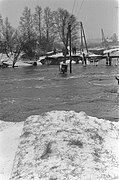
(115, 76, 119, 94)
(83, 53, 87, 67)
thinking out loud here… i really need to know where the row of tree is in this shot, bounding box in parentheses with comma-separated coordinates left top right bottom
(0, 6, 80, 67)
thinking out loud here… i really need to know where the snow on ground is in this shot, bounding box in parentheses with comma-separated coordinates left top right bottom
(104, 48, 119, 54)
(48, 52, 63, 58)
(0, 121, 24, 180)
(9, 111, 119, 180)
(0, 53, 43, 67)
(59, 60, 76, 64)
(15, 60, 42, 67)
(0, 54, 13, 63)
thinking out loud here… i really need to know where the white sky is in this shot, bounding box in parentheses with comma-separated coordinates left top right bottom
(0, 0, 119, 39)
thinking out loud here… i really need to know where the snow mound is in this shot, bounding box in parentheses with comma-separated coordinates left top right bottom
(10, 111, 119, 180)
(0, 121, 24, 180)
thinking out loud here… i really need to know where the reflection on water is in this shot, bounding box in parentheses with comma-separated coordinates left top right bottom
(0, 61, 118, 122)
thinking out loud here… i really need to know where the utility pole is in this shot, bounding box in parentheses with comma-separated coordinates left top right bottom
(101, 29, 108, 48)
(80, 22, 88, 53)
(64, 31, 69, 63)
(68, 23, 72, 73)
(80, 22, 88, 66)
(80, 23, 83, 52)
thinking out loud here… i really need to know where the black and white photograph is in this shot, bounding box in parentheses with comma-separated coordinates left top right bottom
(0, 0, 119, 179)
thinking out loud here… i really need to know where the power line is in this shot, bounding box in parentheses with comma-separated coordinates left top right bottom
(73, 0, 80, 15)
(76, 0, 85, 17)
(72, 0, 77, 14)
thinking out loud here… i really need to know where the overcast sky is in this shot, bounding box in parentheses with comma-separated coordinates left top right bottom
(0, 0, 118, 39)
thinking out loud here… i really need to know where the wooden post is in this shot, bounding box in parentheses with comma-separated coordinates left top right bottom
(63, 31, 69, 63)
(81, 22, 88, 54)
(80, 22, 83, 52)
(80, 22, 88, 54)
(68, 23, 72, 73)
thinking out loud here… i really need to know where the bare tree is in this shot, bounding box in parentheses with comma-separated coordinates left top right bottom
(12, 29, 23, 68)
(33, 6, 43, 42)
(54, 8, 79, 48)
(19, 7, 36, 59)
(0, 16, 22, 67)
(33, 6, 44, 55)
(69, 14, 80, 47)
(2, 17, 15, 57)
(43, 7, 56, 52)
(54, 8, 69, 48)
(0, 14, 3, 38)
(111, 33, 118, 43)
(0, 14, 4, 53)
(19, 7, 34, 40)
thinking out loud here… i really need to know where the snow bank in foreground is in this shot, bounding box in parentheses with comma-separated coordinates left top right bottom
(10, 111, 119, 180)
(0, 121, 24, 180)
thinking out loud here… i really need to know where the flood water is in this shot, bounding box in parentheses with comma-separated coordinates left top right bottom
(0, 59, 119, 122)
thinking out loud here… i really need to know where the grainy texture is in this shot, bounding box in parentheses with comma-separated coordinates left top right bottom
(10, 111, 119, 180)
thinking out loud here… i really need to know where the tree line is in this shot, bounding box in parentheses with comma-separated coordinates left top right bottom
(0, 6, 80, 67)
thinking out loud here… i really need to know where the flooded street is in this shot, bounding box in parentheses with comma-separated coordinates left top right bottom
(0, 60, 118, 122)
